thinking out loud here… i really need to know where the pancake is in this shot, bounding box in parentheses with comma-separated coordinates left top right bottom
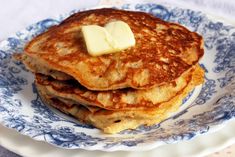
(24, 8, 204, 91)
(36, 65, 204, 133)
(13, 53, 73, 81)
(35, 64, 204, 110)
(16, 8, 205, 134)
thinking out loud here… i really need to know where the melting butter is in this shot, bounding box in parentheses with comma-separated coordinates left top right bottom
(81, 21, 135, 56)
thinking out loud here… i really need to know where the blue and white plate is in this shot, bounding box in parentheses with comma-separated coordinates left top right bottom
(0, 3, 234, 151)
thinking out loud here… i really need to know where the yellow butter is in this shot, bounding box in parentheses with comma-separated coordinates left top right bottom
(81, 25, 117, 56)
(81, 21, 135, 56)
(105, 21, 135, 50)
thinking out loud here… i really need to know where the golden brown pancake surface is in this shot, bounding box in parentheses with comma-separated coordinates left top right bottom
(24, 8, 204, 90)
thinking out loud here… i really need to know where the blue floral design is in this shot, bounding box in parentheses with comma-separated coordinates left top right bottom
(135, 3, 170, 20)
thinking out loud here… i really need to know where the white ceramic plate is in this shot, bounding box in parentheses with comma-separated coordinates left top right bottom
(1, 120, 235, 157)
(0, 3, 234, 151)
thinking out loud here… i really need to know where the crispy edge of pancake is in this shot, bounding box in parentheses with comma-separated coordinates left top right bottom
(36, 66, 204, 134)
(24, 8, 204, 91)
(13, 53, 73, 81)
(35, 65, 204, 110)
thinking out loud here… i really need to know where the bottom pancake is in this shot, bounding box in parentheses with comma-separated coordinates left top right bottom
(35, 66, 204, 134)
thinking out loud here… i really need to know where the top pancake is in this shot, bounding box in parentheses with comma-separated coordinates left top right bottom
(24, 8, 204, 90)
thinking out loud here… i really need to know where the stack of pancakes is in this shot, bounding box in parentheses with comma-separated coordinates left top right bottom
(17, 8, 204, 134)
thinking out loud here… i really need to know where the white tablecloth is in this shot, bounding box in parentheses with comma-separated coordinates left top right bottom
(0, 0, 99, 40)
(1, 0, 235, 40)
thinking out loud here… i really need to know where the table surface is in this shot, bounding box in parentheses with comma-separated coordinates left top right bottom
(0, 0, 235, 157)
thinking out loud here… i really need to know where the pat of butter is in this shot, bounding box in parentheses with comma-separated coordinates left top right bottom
(81, 21, 135, 56)
(105, 21, 135, 50)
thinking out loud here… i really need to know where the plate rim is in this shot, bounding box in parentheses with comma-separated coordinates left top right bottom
(1, 119, 235, 157)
